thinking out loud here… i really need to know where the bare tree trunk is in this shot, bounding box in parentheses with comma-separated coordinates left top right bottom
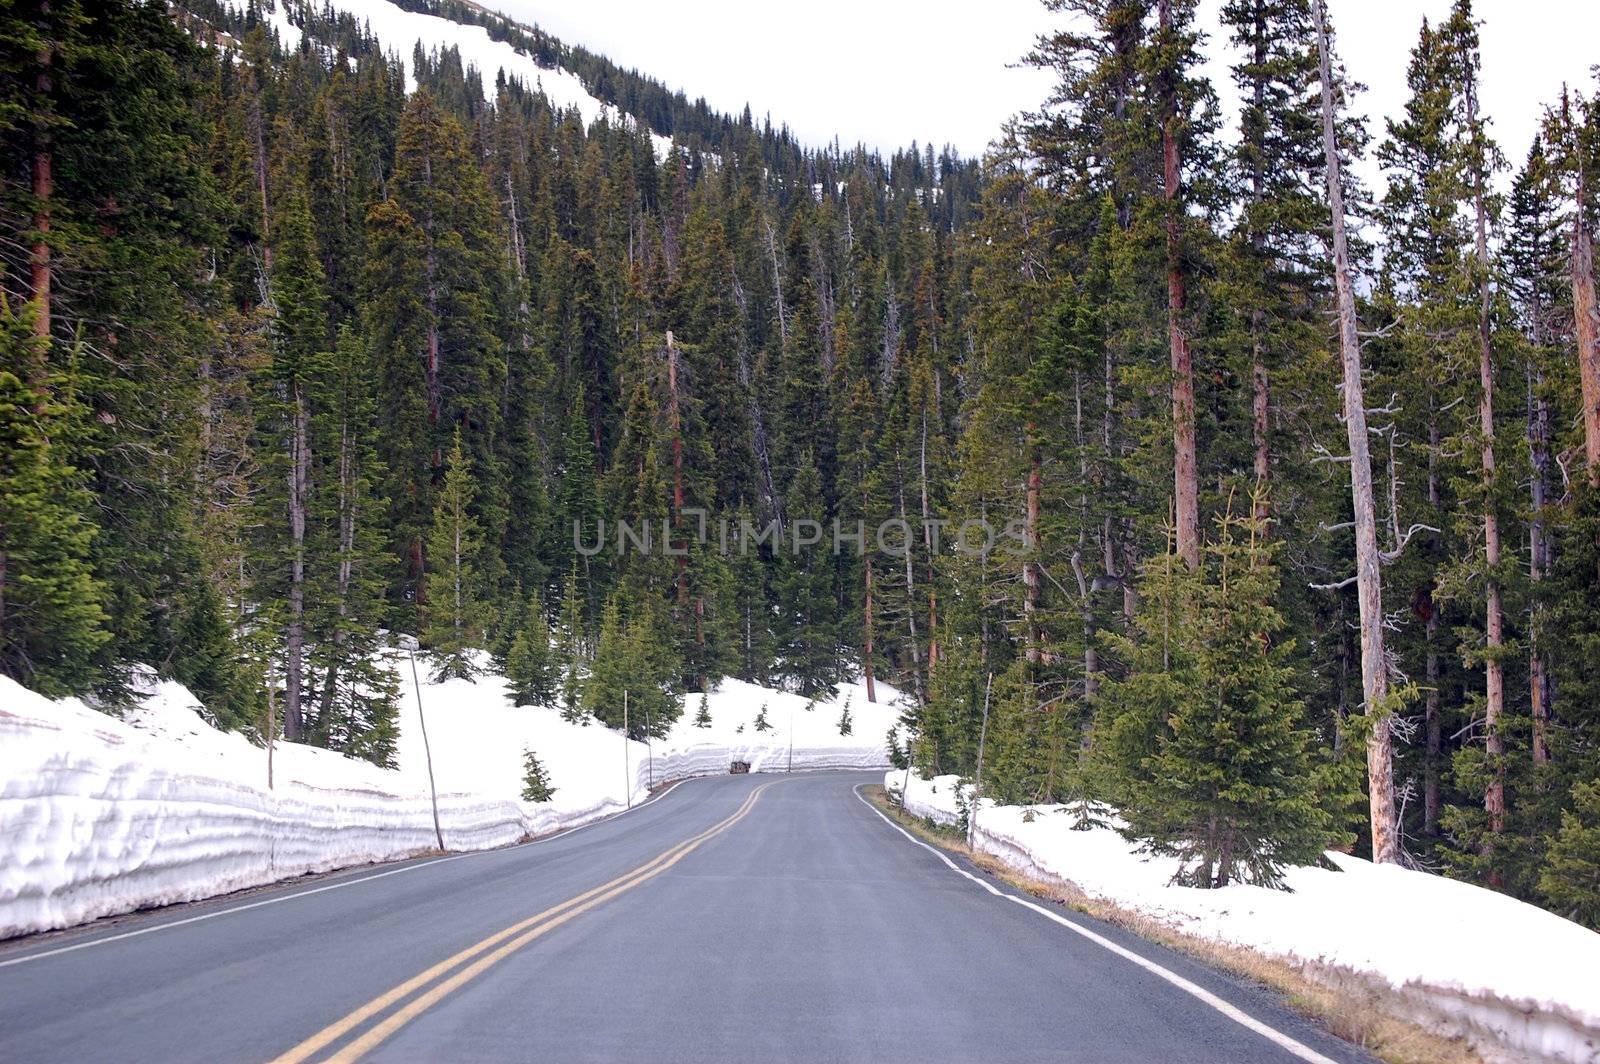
(898, 484, 923, 702)
(1160, 0, 1200, 569)
(1024, 439, 1042, 664)
(764, 217, 788, 350)
(284, 384, 309, 741)
(1467, 74, 1506, 861)
(1528, 357, 1552, 766)
(1425, 604, 1441, 834)
(251, 93, 272, 277)
(30, 1, 53, 351)
(919, 409, 939, 669)
(1423, 416, 1442, 833)
(1248, 8, 1271, 527)
(863, 561, 877, 703)
(1315, 0, 1399, 865)
(1574, 162, 1600, 485)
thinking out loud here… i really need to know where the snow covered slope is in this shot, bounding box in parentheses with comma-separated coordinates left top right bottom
(890, 772, 1600, 1064)
(0, 660, 898, 940)
(223, 0, 672, 156)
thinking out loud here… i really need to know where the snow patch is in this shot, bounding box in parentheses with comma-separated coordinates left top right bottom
(0, 661, 897, 940)
(888, 772, 1600, 1064)
(218, 0, 671, 156)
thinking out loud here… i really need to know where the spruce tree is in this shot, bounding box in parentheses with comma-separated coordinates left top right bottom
(424, 428, 487, 680)
(506, 607, 558, 708)
(773, 451, 839, 695)
(1102, 504, 1329, 888)
(557, 566, 588, 723)
(0, 303, 108, 696)
(304, 326, 401, 766)
(521, 747, 557, 802)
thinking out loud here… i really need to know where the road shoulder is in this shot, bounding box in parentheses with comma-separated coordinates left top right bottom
(857, 784, 1482, 1064)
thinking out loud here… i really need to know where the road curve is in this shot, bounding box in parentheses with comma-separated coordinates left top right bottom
(0, 771, 1372, 1063)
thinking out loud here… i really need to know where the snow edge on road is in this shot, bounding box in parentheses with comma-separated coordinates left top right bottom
(887, 771, 1600, 1064)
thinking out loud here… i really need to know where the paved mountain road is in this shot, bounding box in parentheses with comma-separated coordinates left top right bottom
(0, 771, 1372, 1063)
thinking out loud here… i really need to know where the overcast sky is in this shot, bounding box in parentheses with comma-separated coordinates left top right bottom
(487, 0, 1598, 177)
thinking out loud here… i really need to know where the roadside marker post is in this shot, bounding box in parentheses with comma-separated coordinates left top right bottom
(406, 642, 446, 853)
(968, 671, 993, 851)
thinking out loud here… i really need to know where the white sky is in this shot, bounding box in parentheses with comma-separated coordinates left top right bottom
(486, 0, 1598, 176)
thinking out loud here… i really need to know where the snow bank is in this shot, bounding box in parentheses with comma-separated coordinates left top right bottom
(0, 657, 896, 941)
(887, 772, 1600, 1064)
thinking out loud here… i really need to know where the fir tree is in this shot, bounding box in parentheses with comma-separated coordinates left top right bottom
(506, 607, 558, 708)
(753, 702, 772, 732)
(838, 694, 853, 737)
(693, 692, 712, 728)
(887, 726, 910, 771)
(0, 303, 108, 696)
(424, 429, 487, 680)
(557, 566, 588, 723)
(303, 326, 401, 767)
(520, 747, 556, 802)
(1101, 504, 1330, 888)
(772, 451, 839, 695)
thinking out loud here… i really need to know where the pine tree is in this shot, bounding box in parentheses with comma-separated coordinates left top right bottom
(693, 692, 712, 728)
(366, 91, 509, 612)
(753, 702, 772, 732)
(887, 726, 910, 771)
(520, 747, 557, 802)
(772, 451, 839, 695)
(0, 302, 109, 696)
(557, 565, 588, 723)
(838, 694, 853, 737)
(506, 607, 558, 708)
(1540, 779, 1600, 928)
(424, 428, 487, 679)
(1102, 503, 1329, 888)
(304, 326, 401, 767)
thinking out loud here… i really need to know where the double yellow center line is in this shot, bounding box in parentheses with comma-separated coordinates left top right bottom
(268, 780, 778, 1064)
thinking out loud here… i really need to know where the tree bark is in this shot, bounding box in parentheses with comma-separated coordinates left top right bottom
(284, 384, 309, 741)
(1466, 71, 1505, 859)
(863, 560, 877, 703)
(1574, 162, 1600, 485)
(1159, 0, 1200, 569)
(1024, 438, 1042, 664)
(1527, 356, 1552, 766)
(30, 1, 53, 350)
(919, 408, 939, 669)
(1315, 0, 1399, 865)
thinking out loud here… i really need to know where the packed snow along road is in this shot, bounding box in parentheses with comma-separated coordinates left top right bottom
(0, 772, 1371, 1063)
(0, 664, 900, 939)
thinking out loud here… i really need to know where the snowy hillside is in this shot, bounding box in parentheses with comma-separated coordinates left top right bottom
(890, 773, 1600, 1064)
(222, 0, 673, 156)
(0, 661, 900, 940)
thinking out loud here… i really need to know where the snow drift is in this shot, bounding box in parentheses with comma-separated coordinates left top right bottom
(0, 661, 898, 941)
(888, 772, 1600, 1064)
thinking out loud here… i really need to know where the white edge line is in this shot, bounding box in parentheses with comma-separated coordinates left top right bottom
(852, 784, 1342, 1064)
(0, 776, 696, 970)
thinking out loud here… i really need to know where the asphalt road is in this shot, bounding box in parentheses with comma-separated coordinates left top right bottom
(0, 771, 1373, 1063)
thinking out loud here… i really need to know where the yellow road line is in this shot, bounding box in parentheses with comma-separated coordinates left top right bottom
(268, 781, 776, 1064)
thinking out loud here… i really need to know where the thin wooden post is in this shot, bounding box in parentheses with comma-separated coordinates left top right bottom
(968, 671, 994, 850)
(409, 650, 445, 852)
